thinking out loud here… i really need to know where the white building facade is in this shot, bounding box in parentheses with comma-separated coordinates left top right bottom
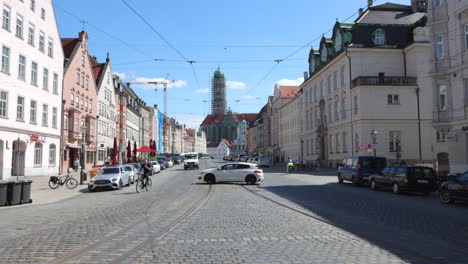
(428, 0, 468, 173)
(279, 95, 301, 162)
(0, 0, 64, 179)
(207, 139, 231, 159)
(231, 120, 248, 156)
(194, 130, 207, 153)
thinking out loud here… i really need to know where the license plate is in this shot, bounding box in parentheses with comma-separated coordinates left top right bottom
(417, 180, 428, 183)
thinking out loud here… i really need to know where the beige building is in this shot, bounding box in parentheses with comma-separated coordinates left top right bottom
(279, 95, 301, 162)
(299, 1, 433, 168)
(428, 0, 468, 173)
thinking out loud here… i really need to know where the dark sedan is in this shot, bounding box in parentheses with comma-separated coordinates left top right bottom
(157, 159, 168, 170)
(369, 166, 438, 194)
(439, 171, 468, 204)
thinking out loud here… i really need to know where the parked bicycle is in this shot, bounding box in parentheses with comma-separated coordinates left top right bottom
(135, 174, 152, 193)
(48, 171, 79, 189)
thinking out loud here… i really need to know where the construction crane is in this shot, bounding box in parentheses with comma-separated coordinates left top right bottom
(130, 78, 173, 153)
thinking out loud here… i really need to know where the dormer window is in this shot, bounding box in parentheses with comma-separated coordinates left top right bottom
(334, 30, 342, 52)
(321, 44, 328, 63)
(372, 29, 386, 46)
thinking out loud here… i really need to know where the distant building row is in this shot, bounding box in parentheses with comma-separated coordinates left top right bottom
(0, 0, 205, 179)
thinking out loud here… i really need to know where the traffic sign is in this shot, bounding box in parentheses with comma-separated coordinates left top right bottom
(359, 144, 367, 150)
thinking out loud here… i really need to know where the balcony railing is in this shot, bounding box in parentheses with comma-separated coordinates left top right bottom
(352, 76, 417, 88)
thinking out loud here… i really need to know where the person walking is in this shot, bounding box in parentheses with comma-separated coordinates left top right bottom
(315, 159, 321, 172)
(73, 158, 80, 171)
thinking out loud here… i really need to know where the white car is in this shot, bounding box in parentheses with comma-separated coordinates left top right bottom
(149, 161, 161, 175)
(124, 165, 138, 184)
(88, 166, 131, 191)
(167, 159, 174, 168)
(198, 162, 264, 185)
(184, 153, 199, 170)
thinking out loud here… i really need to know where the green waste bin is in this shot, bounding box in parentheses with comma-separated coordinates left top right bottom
(7, 181, 23, 206)
(21, 180, 32, 204)
(0, 182, 7, 206)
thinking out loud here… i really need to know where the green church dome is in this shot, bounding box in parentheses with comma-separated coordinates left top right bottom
(214, 66, 224, 78)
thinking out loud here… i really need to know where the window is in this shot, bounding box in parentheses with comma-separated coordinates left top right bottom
(320, 80, 324, 97)
(64, 115, 67, 130)
(465, 25, 468, 51)
(1, 46, 10, 73)
(329, 134, 333, 153)
(34, 142, 42, 166)
(372, 29, 385, 45)
(353, 96, 358, 114)
(28, 23, 34, 46)
(436, 130, 447, 142)
(389, 131, 401, 152)
(1, 91, 9, 117)
(436, 35, 444, 59)
(18, 55, 26, 80)
(70, 94, 74, 105)
(41, 8, 45, 20)
(334, 100, 339, 121)
(76, 96, 79, 106)
(31, 62, 38, 85)
(52, 107, 57, 128)
(81, 54, 85, 66)
(42, 68, 48, 90)
(328, 103, 332, 123)
(49, 144, 56, 166)
(387, 94, 399, 104)
(53, 73, 58, 94)
(30, 0, 35, 12)
(342, 132, 347, 153)
(438, 84, 447, 110)
(30, 100, 36, 123)
(42, 104, 48, 126)
(76, 72, 80, 84)
(39, 31, 45, 52)
(47, 38, 53, 57)
(334, 71, 339, 90)
(16, 15, 23, 38)
(335, 134, 340, 153)
(434, 0, 441, 8)
(81, 76, 84, 87)
(327, 74, 332, 93)
(85, 79, 88, 89)
(340, 65, 346, 86)
(81, 98, 84, 109)
(341, 97, 346, 119)
(2, 5, 10, 30)
(16, 96, 24, 121)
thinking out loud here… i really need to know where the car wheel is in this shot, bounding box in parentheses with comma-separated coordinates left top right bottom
(204, 174, 216, 184)
(352, 176, 359, 186)
(88, 185, 94, 192)
(118, 179, 123, 190)
(245, 175, 256, 185)
(439, 189, 453, 204)
(370, 180, 377, 190)
(126, 178, 131, 187)
(392, 183, 400, 194)
(338, 174, 343, 184)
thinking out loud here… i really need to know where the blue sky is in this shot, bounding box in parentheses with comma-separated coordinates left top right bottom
(54, 0, 409, 128)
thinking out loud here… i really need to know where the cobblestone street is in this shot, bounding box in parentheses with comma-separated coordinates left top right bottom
(1, 160, 467, 264)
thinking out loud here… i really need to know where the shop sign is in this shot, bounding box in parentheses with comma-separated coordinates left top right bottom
(30, 134, 47, 143)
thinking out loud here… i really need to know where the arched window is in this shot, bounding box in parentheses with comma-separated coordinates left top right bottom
(372, 29, 386, 46)
(49, 144, 56, 166)
(34, 142, 43, 166)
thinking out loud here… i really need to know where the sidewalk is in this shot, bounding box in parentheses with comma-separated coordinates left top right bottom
(1, 171, 89, 208)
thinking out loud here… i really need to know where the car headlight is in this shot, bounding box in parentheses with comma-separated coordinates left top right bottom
(111, 178, 118, 181)
(90, 179, 95, 183)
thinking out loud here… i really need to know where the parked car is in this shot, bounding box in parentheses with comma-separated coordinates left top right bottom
(258, 157, 271, 168)
(198, 162, 264, 185)
(369, 166, 438, 194)
(167, 158, 174, 168)
(157, 159, 167, 170)
(439, 171, 468, 204)
(149, 161, 161, 174)
(253, 157, 260, 164)
(338, 156, 386, 185)
(88, 166, 130, 191)
(173, 156, 182, 164)
(124, 165, 138, 184)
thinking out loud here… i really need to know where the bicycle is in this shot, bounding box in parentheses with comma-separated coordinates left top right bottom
(48, 172, 79, 189)
(287, 166, 293, 175)
(136, 173, 152, 193)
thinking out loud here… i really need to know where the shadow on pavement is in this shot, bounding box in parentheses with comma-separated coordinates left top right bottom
(260, 182, 468, 263)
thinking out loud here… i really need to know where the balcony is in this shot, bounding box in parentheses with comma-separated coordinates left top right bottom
(68, 131, 81, 142)
(352, 76, 417, 88)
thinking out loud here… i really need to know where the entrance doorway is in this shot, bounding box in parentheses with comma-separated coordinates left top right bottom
(12, 140, 26, 176)
(437, 152, 450, 173)
(0, 140, 4, 179)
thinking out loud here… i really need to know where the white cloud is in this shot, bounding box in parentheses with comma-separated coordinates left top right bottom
(227, 80, 246, 90)
(240, 95, 255, 100)
(276, 77, 304, 86)
(195, 88, 209, 94)
(132, 77, 187, 89)
(170, 114, 206, 129)
(114, 72, 129, 80)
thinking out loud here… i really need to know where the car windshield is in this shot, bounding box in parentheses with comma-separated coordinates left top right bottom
(360, 158, 386, 169)
(125, 166, 133, 171)
(101, 167, 120, 174)
(186, 154, 197, 159)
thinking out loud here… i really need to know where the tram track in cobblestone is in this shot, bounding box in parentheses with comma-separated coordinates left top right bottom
(240, 184, 449, 264)
(51, 183, 214, 264)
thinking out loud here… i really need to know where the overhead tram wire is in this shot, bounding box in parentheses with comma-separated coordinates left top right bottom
(240, 0, 379, 99)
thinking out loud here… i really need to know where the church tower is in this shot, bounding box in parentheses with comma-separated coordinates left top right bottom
(211, 66, 227, 115)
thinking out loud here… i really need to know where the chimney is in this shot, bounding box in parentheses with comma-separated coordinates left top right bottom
(303, 71, 309, 81)
(126, 82, 131, 88)
(106, 52, 110, 63)
(411, 0, 428, 12)
(368, 0, 373, 8)
(359, 8, 364, 16)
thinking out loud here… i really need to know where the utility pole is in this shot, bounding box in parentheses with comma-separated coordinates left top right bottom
(131, 79, 173, 153)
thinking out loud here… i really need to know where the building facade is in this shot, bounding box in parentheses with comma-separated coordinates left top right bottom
(61, 31, 97, 172)
(212, 66, 226, 115)
(0, 0, 64, 178)
(231, 120, 248, 156)
(207, 139, 232, 159)
(279, 95, 301, 162)
(92, 54, 116, 165)
(194, 130, 207, 153)
(428, 0, 468, 173)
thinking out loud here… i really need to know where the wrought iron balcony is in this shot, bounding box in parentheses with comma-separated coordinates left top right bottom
(352, 76, 417, 88)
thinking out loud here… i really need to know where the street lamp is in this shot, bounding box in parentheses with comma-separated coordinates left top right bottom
(80, 125, 87, 184)
(370, 129, 378, 157)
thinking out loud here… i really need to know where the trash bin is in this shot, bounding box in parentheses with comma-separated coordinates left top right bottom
(0, 182, 7, 206)
(20, 180, 32, 204)
(7, 181, 23, 206)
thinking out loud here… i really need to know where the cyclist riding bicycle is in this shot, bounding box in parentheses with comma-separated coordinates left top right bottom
(287, 157, 294, 174)
(142, 160, 152, 187)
